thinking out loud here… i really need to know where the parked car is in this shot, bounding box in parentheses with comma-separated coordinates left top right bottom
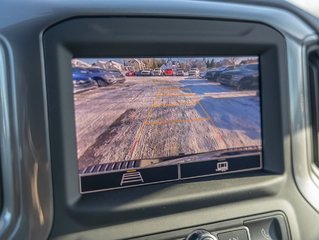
(125, 71, 135, 76)
(188, 68, 200, 76)
(135, 70, 143, 76)
(200, 71, 207, 78)
(141, 69, 152, 76)
(108, 69, 126, 83)
(87, 68, 125, 86)
(163, 68, 175, 76)
(176, 68, 186, 76)
(204, 69, 217, 81)
(209, 66, 236, 82)
(152, 68, 163, 76)
(218, 64, 259, 90)
(240, 63, 259, 71)
(72, 67, 96, 90)
(72, 67, 91, 82)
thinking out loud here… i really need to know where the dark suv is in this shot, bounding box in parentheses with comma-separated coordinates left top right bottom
(204, 66, 235, 82)
(73, 68, 90, 81)
(87, 68, 126, 86)
(72, 67, 96, 90)
(218, 64, 259, 90)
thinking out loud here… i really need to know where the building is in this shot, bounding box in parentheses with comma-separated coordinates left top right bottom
(126, 59, 145, 71)
(71, 59, 91, 68)
(95, 60, 125, 71)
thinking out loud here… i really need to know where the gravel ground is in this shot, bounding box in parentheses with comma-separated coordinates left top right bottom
(74, 76, 261, 170)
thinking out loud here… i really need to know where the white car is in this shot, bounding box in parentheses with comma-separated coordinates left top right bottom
(152, 68, 163, 76)
(188, 68, 200, 76)
(140, 69, 152, 76)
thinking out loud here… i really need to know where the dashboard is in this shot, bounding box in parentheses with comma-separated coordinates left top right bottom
(1, 0, 319, 239)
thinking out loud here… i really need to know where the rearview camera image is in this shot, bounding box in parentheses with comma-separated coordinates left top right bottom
(73, 57, 262, 193)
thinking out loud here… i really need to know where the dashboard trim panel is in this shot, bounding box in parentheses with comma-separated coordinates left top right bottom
(0, 1, 318, 239)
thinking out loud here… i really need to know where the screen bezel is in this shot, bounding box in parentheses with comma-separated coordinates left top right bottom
(44, 17, 286, 230)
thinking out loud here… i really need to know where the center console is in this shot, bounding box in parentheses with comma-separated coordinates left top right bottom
(136, 213, 289, 240)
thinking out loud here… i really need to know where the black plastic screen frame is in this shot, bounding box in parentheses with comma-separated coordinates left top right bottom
(43, 17, 287, 235)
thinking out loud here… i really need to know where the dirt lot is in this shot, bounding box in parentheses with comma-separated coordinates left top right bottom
(74, 76, 261, 170)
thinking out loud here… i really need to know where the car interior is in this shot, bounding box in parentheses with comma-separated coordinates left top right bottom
(1, 0, 319, 239)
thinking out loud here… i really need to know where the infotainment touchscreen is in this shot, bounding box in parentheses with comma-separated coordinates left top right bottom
(72, 57, 262, 193)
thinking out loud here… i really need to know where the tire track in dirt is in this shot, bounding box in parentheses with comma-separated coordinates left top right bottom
(78, 109, 137, 169)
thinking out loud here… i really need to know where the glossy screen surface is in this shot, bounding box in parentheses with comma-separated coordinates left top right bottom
(72, 57, 262, 193)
